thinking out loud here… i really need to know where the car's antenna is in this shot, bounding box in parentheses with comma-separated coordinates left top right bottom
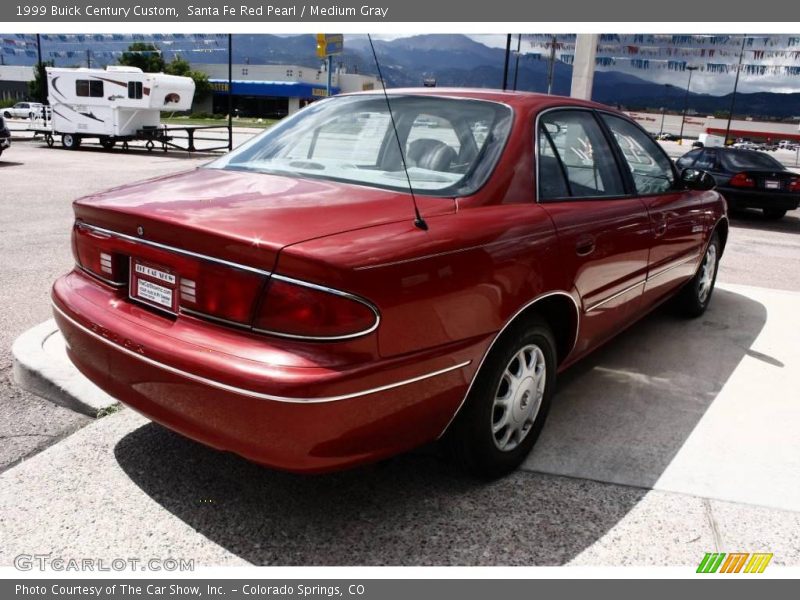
(367, 34, 428, 231)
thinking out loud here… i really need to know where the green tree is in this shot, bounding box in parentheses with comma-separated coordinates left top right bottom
(28, 60, 54, 103)
(118, 42, 165, 73)
(165, 55, 211, 100)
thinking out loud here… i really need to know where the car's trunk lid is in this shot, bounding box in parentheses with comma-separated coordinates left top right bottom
(74, 167, 455, 272)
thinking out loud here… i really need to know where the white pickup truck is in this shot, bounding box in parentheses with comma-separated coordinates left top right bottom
(2, 102, 44, 120)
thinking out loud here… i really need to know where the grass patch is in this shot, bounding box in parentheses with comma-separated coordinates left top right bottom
(96, 403, 123, 419)
(161, 116, 279, 129)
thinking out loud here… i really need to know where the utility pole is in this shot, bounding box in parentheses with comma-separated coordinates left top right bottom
(502, 34, 512, 91)
(724, 36, 747, 146)
(36, 33, 45, 104)
(546, 35, 557, 95)
(512, 34, 522, 91)
(227, 33, 233, 151)
(678, 66, 698, 145)
(86, 49, 91, 68)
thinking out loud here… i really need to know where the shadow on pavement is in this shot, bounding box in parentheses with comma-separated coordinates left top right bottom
(115, 425, 646, 565)
(114, 288, 765, 565)
(728, 208, 800, 234)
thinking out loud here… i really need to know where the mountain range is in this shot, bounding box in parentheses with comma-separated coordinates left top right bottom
(7, 33, 800, 119)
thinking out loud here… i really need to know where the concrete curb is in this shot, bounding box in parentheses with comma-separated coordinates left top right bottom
(12, 319, 117, 417)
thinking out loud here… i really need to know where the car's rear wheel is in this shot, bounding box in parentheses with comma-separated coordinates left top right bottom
(61, 133, 81, 150)
(676, 231, 720, 318)
(763, 208, 787, 220)
(445, 317, 556, 479)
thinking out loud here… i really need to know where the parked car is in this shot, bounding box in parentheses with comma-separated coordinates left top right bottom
(657, 132, 680, 141)
(691, 140, 704, 149)
(2, 101, 43, 120)
(0, 114, 10, 156)
(677, 147, 800, 219)
(732, 141, 760, 151)
(52, 90, 727, 477)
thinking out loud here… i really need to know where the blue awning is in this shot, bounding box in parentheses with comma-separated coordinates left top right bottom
(209, 79, 339, 98)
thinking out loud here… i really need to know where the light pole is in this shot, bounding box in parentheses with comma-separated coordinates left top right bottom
(678, 66, 698, 145)
(724, 36, 747, 146)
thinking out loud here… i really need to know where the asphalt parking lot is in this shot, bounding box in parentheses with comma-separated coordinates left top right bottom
(1, 134, 799, 566)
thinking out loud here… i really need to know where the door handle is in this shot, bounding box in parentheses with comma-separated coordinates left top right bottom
(575, 235, 596, 257)
(654, 219, 667, 236)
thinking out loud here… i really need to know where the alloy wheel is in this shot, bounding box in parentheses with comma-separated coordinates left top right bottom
(491, 344, 546, 452)
(698, 243, 717, 304)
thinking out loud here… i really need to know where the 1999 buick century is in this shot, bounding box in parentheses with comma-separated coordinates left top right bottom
(52, 89, 726, 477)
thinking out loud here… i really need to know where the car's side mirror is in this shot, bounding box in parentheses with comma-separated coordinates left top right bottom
(680, 168, 716, 191)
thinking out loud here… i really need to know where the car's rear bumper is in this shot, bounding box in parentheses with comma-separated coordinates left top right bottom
(52, 269, 487, 472)
(719, 188, 800, 211)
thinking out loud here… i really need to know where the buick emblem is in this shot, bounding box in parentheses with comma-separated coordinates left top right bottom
(137, 225, 144, 236)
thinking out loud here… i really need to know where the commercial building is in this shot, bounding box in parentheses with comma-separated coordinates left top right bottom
(0, 65, 35, 101)
(194, 63, 381, 118)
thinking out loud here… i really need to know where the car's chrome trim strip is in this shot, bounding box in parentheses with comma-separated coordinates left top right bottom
(76, 222, 272, 276)
(75, 264, 126, 288)
(75, 221, 380, 340)
(645, 253, 698, 283)
(584, 280, 646, 313)
(437, 290, 580, 439)
(53, 301, 467, 404)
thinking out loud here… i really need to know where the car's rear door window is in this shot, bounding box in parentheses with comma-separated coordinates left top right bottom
(600, 114, 676, 195)
(694, 149, 719, 171)
(537, 110, 625, 200)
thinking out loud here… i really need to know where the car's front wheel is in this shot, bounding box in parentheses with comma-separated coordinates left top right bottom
(676, 231, 721, 318)
(445, 317, 556, 479)
(2, 111, 10, 119)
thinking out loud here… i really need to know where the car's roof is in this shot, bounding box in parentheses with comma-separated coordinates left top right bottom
(344, 87, 617, 112)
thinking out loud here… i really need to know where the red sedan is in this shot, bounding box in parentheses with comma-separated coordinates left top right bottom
(52, 89, 726, 477)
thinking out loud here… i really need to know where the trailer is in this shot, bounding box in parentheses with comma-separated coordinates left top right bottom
(29, 66, 230, 153)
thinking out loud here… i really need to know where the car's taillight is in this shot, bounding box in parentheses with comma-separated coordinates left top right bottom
(729, 172, 756, 188)
(73, 226, 125, 284)
(177, 263, 265, 325)
(790, 177, 800, 192)
(253, 278, 378, 340)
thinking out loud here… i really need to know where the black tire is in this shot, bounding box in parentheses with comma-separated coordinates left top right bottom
(675, 231, 721, 318)
(763, 208, 787, 220)
(61, 133, 81, 150)
(445, 317, 556, 479)
(99, 137, 116, 151)
(2, 111, 10, 119)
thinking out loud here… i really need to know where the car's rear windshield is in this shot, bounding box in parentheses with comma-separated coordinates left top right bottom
(721, 150, 784, 171)
(206, 94, 513, 197)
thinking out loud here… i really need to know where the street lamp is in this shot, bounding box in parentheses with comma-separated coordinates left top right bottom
(678, 66, 699, 145)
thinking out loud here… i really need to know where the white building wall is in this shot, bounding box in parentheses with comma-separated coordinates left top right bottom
(194, 63, 379, 93)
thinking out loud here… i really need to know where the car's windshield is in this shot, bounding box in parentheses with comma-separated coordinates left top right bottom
(207, 95, 512, 196)
(721, 150, 784, 171)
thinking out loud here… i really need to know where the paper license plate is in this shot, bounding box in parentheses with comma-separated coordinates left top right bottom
(765, 180, 780, 189)
(130, 259, 178, 313)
